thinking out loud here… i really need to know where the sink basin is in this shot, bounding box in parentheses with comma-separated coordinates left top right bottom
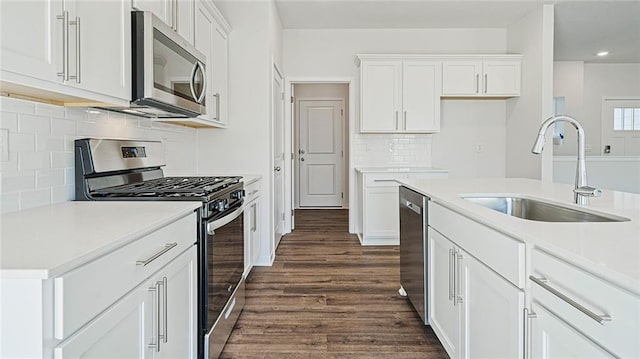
(462, 196, 629, 223)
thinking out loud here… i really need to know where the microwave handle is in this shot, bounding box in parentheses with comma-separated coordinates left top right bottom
(189, 61, 207, 105)
(189, 62, 198, 103)
(197, 62, 207, 104)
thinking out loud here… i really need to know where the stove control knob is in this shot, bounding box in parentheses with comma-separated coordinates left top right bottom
(214, 199, 227, 212)
(231, 190, 245, 200)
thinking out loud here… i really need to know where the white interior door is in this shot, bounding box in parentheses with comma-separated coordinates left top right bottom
(298, 100, 344, 207)
(601, 99, 640, 155)
(272, 68, 285, 249)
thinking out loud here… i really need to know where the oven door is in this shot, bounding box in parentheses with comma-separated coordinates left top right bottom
(203, 204, 244, 333)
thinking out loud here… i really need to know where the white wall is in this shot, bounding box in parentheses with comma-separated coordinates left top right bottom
(554, 62, 640, 156)
(199, 0, 283, 265)
(553, 156, 640, 194)
(432, 100, 507, 178)
(284, 28, 510, 230)
(0, 96, 197, 213)
(506, 4, 555, 180)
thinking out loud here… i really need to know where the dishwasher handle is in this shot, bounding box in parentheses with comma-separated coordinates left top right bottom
(401, 199, 422, 215)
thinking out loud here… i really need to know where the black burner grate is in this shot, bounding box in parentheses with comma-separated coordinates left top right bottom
(92, 176, 241, 197)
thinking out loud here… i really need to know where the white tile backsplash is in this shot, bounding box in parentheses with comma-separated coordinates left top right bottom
(0, 96, 198, 213)
(18, 113, 51, 133)
(352, 133, 432, 167)
(19, 151, 50, 171)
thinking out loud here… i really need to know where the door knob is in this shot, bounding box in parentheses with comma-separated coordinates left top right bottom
(301, 158, 305, 162)
(299, 149, 305, 154)
(274, 166, 281, 172)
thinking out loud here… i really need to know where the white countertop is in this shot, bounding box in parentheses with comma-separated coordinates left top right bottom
(0, 201, 201, 279)
(355, 166, 448, 173)
(398, 178, 640, 295)
(241, 174, 261, 185)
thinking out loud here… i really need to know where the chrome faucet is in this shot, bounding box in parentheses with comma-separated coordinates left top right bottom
(531, 115, 602, 205)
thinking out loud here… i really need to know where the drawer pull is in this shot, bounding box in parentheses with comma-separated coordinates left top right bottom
(136, 243, 178, 266)
(373, 179, 398, 183)
(529, 276, 612, 325)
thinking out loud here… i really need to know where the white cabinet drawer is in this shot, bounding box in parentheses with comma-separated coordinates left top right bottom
(531, 249, 640, 358)
(429, 202, 525, 288)
(244, 179, 261, 203)
(364, 173, 408, 187)
(53, 213, 197, 340)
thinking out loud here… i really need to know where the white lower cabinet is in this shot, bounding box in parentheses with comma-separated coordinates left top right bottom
(428, 227, 524, 359)
(529, 302, 614, 358)
(54, 246, 197, 358)
(528, 248, 639, 358)
(0, 212, 198, 358)
(357, 170, 448, 245)
(429, 228, 461, 357)
(244, 179, 262, 275)
(53, 286, 149, 358)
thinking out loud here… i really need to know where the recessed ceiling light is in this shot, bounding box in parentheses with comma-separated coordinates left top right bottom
(597, 51, 609, 57)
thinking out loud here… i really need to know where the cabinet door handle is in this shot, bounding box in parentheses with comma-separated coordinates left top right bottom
(454, 251, 463, 305)
(403, 110, 407, 130)
(251, 203, 257, 231)
(523, 308, 537, 359)
(484, 73, 487, 94)
(529, 276, 612, 325)
(476, 74, 479, 94)
(212, 93, 220, 121)
(68, 16, 80, 83)
(173, 0, 178, 31)
(395, 110, 399, 130)
(148, 281, 162, 352)
(136, 243, 178, 266)
(56, 11, 69, 81)
(162, 276, 168, 343)
(448, 249, 454, 301)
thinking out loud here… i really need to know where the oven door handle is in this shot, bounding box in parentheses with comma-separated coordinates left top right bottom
(207, 205, 244, 235)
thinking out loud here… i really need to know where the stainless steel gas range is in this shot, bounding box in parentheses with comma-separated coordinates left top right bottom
(74, 138, 243, 359)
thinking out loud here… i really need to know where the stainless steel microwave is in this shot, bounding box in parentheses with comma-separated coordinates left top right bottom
(123, 11, 207, 118)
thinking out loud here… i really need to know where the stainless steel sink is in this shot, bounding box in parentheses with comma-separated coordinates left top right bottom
(462, 196, 629, 223)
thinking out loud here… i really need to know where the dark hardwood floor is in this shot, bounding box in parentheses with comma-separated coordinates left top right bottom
(220, 209, 447, 359)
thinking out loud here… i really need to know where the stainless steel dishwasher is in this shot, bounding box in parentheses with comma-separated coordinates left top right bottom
(399, 186, 428, 325)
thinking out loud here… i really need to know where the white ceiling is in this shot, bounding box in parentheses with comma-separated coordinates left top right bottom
(274, 0, 640, 63)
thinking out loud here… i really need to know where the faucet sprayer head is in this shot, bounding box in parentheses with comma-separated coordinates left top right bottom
(531, 134, 545, 154)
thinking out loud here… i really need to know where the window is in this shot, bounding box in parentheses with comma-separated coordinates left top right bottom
(613, 107, 640, 131)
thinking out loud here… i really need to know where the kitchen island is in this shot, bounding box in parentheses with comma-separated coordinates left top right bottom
(397, 177, 640, 358)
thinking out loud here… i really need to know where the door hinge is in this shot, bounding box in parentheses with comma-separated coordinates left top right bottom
(282, 212, 285, 221)
(291, 209, 294, 217)
(291, 152, 294, 160)
(290, 95, 294, 103)
(341, 109, 343, 117)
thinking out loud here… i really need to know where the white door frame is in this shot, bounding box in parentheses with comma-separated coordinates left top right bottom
(284, 77, 356, 233)
(271, 62, 285, 263)
(295, 96, 345, 209)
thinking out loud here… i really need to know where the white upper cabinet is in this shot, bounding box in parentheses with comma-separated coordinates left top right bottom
(360, 60, 402, 132)
(0, 0, 62, 83)
(133, 0, 194, 45)
(403, 61, 441, 132)
(442, 57, 521, 97)
(0, 0, 131, 105)
(359, 58, 441, 133)
(194, 0, 230, 127)
(63, 0, 131, 101)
